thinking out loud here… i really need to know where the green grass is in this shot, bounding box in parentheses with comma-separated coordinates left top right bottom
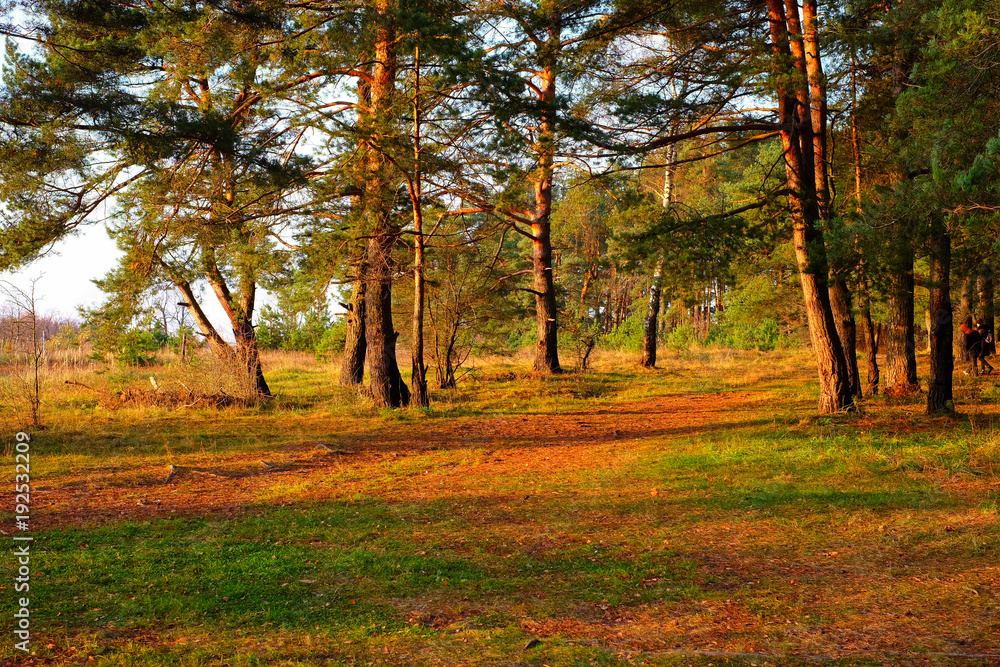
(3, 348, 1000, 665)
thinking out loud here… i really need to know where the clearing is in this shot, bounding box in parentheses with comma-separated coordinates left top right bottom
(3, 349, 1000, 666)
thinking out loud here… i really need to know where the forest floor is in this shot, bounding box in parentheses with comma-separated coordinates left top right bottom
(2, 347, 1000, 666)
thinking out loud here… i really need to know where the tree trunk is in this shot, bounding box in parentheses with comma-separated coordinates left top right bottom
(884, 243, 919, 396)
(858, 282, 879, 396)
(201, 250, 272, 398)
(766, 0, 853, 413)
(408, 42, 429, 407)
(641, 256, 664, 368)
(926, 219, 952, 414)
(978, 262, 995, 356)
(829, 278, 861, 397)
(641, 142, 678, 368)
(235, 315, 271, 398)
(341, 63, 371, 388)
(955, 276, 973, 361)
(339, 256, 367, 386)
(364, 0, 409, 407)
(531, 11, 561, 374)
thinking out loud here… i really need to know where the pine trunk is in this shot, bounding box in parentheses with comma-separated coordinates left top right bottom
(235, 317, 271, 398)
(858, 283, 879, 396)
(926, 219, 952, 414)
(884, 245, 919, 396)
(978, 262, 995, 356)
(339, 258, 367, 386)
(364, 0, 409, 407)
(766, 0, 853, 413)
(203, 251, 272, 398)
(829, 278, 862, 397)
(366, 238, 410, 407)
(531, 16, 561, 374)
(409, 44, 429, 408)
(641, 256, 664, 368)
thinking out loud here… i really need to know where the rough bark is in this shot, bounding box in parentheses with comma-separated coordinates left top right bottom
(926, 220, 952, 414)
(530, 13, 562, 374)
(858, 282, 879, 396)
(829, 279, 862, 397)
(978, 262, 995, 356)
(409, 42, 429, 408)
(341, 62, 370, 388)
(884, 244, 919, 396)
(954, 276, 972, 360)
(801, 0, 829, 217)
(338, 257, 367, 386)
(364, 0, 409, 407)
(203, 250, 271, 397)
(641, 256, 664, 368)
(767, 0, 853, 413)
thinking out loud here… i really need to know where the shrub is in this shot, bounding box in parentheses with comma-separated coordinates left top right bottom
(602, 311, 645, 351)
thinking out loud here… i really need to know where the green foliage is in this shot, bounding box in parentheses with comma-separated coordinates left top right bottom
(256, 303, 345, 355)
(114, 327, 166, 366)
(708, 317, 783, 352)
(601, 311, 645, 351)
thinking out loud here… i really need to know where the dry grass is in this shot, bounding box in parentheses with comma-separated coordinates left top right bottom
(3, 347, 1000, 666)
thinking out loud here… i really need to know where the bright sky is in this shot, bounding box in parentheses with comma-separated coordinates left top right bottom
(0, 222, 250, 337)
(1, 223, 120, 319)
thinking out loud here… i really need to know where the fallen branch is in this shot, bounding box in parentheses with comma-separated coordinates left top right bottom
(64, 380, 98, 392)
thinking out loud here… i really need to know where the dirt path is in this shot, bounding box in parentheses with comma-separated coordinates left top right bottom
(29, 390, 767, 529)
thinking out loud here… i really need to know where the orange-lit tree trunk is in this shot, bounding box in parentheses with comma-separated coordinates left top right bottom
(857, 283, 879, 396)
(198, 247, 272, 398)
(340, 69, 371, 388)
(802, 0, 861, 398)
(766, 0, 852, 413)
(364, 0, 410, 407)
(409, 42, 429, 407)
(884, 244, 919, 395)
(530, 11, 562, 374)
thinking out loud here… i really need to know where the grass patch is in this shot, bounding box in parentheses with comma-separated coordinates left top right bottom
(3, 349, 999, 665)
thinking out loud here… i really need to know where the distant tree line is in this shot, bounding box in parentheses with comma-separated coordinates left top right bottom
(2, 0, 1000, 414)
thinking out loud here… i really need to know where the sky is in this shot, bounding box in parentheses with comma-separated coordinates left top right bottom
(1, 223, 120, 319)
(0, 222, 255, 338)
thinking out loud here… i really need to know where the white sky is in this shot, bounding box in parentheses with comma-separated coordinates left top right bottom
(1, 223, 120, 319)
(0, 222, 252, 337)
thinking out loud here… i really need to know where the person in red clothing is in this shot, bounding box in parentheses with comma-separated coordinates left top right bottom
(961, 316, 986, 376)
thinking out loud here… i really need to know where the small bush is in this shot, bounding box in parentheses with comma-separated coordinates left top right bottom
(666, 324, 698, 351)
(115, 329, 163, 366)
(602, 312, 645, 351)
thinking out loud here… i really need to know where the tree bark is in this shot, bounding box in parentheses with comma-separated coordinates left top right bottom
(339, 256, 367, 386)
(641, 143, 677, 368)
(857, 282, 879, 396)
(954, 276, 973, 361)
(203, 249, 271, 397)
(829, 278, 862, 397)
(641, 256, 664, 368)
(978, 262, 995, 356)
(340, 63, 370, 388)
(766, 0, 853, 413)
(364, 0, 409, 407)
(926, 219, 952, 414)
(884, 243, 919, 396)
(530, 10, 562, 374)
(409, 42, 429, 407)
